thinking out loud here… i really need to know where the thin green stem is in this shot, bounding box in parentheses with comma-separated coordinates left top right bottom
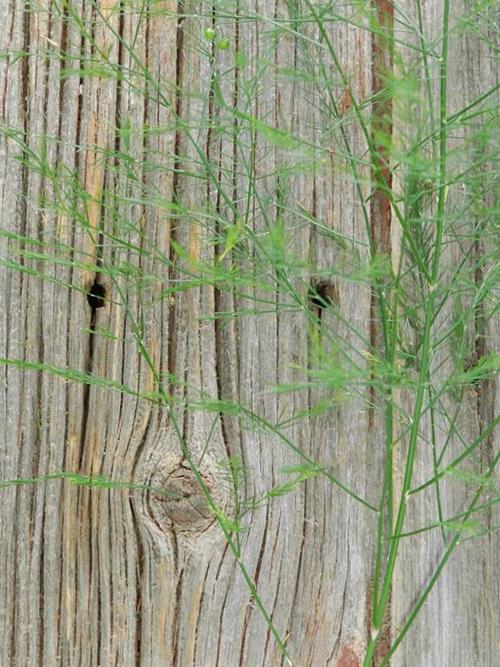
(364, 2, 451, 663)
(379, 449, 500, 666)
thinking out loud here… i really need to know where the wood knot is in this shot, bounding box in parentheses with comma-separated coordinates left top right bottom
(148, 462, 217, 535)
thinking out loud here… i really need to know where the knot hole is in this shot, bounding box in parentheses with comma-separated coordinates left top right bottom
(309, 280, 338, 310)
(87, 278, 108, 310)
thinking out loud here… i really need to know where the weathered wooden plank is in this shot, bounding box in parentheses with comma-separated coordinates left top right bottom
(392, 2, 499, 665)
(279, 7, 378, 665)
(1, 0, 498, 665)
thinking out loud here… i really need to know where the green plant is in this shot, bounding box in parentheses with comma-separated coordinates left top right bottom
(0, 0, 498, 664)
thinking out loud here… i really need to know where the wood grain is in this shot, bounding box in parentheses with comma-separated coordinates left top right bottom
(392, 3, 499, 666)
(0, 1, 497, 665)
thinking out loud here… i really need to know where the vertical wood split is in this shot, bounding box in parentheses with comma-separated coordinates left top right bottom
(166, 1, 185, 400)
(370, 0, 393, 256)
(368, 1, 393, 663)
(369, 0, 393, 429)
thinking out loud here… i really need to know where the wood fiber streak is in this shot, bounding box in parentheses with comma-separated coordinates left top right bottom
(369, 3, 393, 661)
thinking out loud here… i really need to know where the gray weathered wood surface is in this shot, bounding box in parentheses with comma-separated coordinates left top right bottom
(0, 1, 497, 665)
(392, 3, 499, 666)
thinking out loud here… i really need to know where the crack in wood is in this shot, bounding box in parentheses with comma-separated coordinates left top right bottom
(369, 0, 394, 434)
(367, 3, 394, 663)
(166, 3, 185, 402)
(79, 271, 106, 469)
(128, 498, 144, 666)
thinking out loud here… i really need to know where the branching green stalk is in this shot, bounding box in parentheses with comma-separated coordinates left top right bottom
(379, 449, 500, 666)
(1, 2, 497, 666)
(364, 3, 451, 663)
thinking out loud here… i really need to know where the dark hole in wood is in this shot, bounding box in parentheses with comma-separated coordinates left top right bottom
(309, 280, 337, 310)
(87, 280, 107, 309)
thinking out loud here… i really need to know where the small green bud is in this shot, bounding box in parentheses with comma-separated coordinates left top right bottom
(204, 27, 216, 41)
(216, 37, 230, 50)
